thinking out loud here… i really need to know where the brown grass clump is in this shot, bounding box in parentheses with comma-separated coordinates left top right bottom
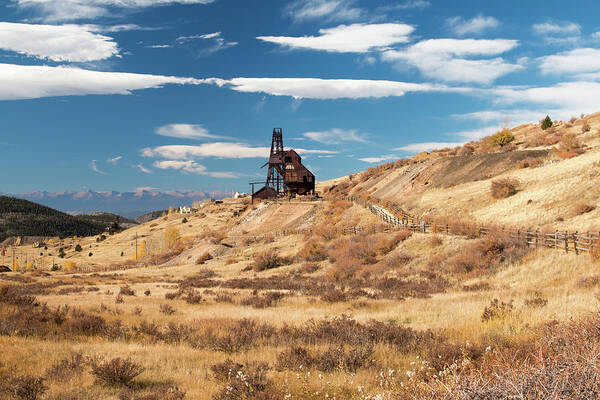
(571, 202, 596, 216)
(296, 239, 327, 262)
(524, 292, 548, 308)
(195, 252, 212, 264)
(90, 358, 145, 387)
(518, 157, 544, 168)
(447, 232, 528, 273)
(118, 385, 186, 400)
(252, 251, 291, 272)
(481, 298, 514, 321)
(429, 235, 443, 247)
(3, 375, 48, 400)
(159, 304, 175, 315)
(210, 360, 276, 400)
(490, 177, 519, 199)
(576, 275, 600, 288)
(119, 286, 135, 296)
(557, 133, 585, 159)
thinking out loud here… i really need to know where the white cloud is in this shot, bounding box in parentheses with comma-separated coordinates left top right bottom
(453, 109, 547, 126)
(303, 128, 366, 144)
(155, 124, 225, 140)
(205, 77, 458, 99)
(539, 48, 600, 76)
(142, 143, 336, 160)
(175, 31, 237, 54)
(284, 0, 365, 22)
(377, 1, 430, 12)
(13, 0, 216, 22)
(107, 156, 122, 164)
(447, 15, 500, 36)
(143, 143, 270, 159)
(492, 81, 600, 117)
(593, 32, 600, 40)
(153, 160, 239, 178)
(395, 142, 465, 153)
(257, 23, 414, 53)
(0, 63, 201, 100)
(0, 22, 119, 62)
(381, 38, 521, 84)
(90, 160, 106, 174)
(532, 21, 581, 36)
(358, 155, 397, 163)
(146, 44, 172, 48)
(136, 164, 152, 173)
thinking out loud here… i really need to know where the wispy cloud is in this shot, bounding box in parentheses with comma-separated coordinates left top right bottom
(142, 143, 337, 160)
(136, 164, 152, 173)
(303, 128, 366, 144)
(153, 160, 239, 178)
(358, 154, 397, 163)
(12, 0, 217, 22)
(0, 63, 202, 100)
(107, 156, 122, 164)
(90, 160, 106, 174)
(447, 15, 500, 36)
(175, 31, 237, 54)
(284, 0, 365, 23)
(381, 38, 522, 84)
(538, 48, 600, 77)
(204, 77, 460, 99)
(395, 142, 466, 153)
(155, 124, 226, 140)
(257, 23, 414, 53)
(376, 1, 430, 12)
(0, 22, 119, 62)
(532, 21, 581, 36)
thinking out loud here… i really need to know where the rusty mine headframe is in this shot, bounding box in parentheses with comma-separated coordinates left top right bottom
(251, 128, 315, 201)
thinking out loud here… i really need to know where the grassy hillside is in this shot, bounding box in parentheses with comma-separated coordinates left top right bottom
(323, 112, 600, 230)
(0, 196, 106, 242)
(77, 212, 138, 227)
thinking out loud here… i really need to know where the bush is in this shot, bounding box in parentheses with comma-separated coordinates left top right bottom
(541, 115, 553, 130)
(74, 244, 82, 252)
(297, 240, 327, 262)
(490, 177, 519, 199)
(571, 202, 596, 216)
(119, 286, 135, 296)
(195, 252, 212, 265)
(582, 119, 591, 133)
(159, 304, 175, 315)
(181, 217, 187, 224)
(6, 375, 47, 400)
(518, 157, 543, 168)
(90, 358, 145, 387)
(489, 129, 515, 147)
(481, 299, 514, 321)
(252, 251, 290, 272)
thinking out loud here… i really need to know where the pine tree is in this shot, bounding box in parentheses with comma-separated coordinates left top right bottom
(541, 115, 553, 130)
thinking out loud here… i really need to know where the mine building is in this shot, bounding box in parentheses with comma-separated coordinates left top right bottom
(251, 128, 315, 201)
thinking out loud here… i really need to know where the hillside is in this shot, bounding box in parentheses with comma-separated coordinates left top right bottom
(0, 196, 106, 242)
(322, 112, 600, 231)
(78, 212, 138, 228)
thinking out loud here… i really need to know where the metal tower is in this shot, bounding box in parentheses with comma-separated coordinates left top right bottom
(265, 128, 286, 194)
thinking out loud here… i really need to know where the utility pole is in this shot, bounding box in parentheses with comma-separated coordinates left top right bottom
(135, 233, 138, 260)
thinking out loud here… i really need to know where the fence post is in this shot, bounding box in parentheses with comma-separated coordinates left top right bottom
(535, 229, 539, 248)
(565, 231, 569, 253)
(574, 231, 578, 255)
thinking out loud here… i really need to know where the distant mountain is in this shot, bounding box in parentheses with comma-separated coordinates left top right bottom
(0, 196, 106, 242)
(3, 190, 230, 219)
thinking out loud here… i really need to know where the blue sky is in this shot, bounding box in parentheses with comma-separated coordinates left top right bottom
(1, 0, 600, 194)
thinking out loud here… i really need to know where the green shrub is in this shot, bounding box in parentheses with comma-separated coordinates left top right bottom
(541, 115, 553, 130)
(74, 244, 82, 252)
(90, 358, 144, 387)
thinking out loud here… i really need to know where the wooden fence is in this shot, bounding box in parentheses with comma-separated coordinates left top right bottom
(347, 196, 600, 255)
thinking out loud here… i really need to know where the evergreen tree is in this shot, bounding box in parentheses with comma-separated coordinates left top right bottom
(541, 115, 553, 130)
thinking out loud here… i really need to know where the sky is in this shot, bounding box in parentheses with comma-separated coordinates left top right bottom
(1, 0, 600, 194)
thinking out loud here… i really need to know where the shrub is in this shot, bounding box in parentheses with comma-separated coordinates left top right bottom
(571, 202, 596, 216)
(518, 157, 543, 168)
(181, 217, 187, 224)
(490, 177, 519, 199)
(64, 260, 77, 272)
(429, 235, 443, 247)
(481, 299, 514, 321)
(489, 129, 515, 147)
(524, 292, 548, 308)
(119, 286, 135, 296)
(297, 240, 327, 262)
(44, 353, 86, 382)
(300, 262, 319, 273)
(195, 252, 212, 265)
(7, 375, 47, 400)
(90, 358, 145, 387)
(74, 244, 82, 252)
(88, 252, 93, 257)
(118, 385, 186, 400)
(159, 304, 175, 315)
(144, 290, 151, 296)
(541, 115, 553, 130)
(557, 133, 585, 158)
(252, 251, 289, 272)
(582, 119, 591, 133)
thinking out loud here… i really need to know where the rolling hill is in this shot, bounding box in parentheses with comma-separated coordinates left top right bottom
(0, 196, 107, 242)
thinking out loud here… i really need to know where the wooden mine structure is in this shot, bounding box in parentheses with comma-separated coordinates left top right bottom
(251, 128, 315, 201)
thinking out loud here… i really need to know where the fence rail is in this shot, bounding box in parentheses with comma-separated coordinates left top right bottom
(346, 195, 599, 255)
